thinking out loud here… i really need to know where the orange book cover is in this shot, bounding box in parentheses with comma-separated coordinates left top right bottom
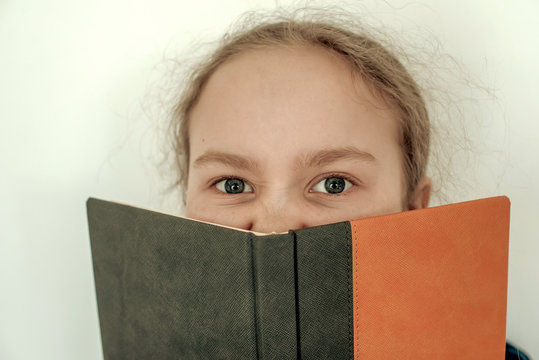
(352, 196, 509, 359)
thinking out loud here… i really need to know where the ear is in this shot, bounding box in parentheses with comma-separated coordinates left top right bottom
(408, 176, 431, 210)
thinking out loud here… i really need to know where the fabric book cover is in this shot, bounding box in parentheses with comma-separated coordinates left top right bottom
(87, 196, 510, 359)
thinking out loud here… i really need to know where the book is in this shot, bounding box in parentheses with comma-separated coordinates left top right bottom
(87, 196, 510, 359)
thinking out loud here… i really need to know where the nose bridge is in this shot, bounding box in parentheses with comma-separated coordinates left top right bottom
(250, 190, 305, 233)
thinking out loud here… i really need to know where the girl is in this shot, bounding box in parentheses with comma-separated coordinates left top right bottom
(168, 12, 528, 359)
(172, 18, 431, 233)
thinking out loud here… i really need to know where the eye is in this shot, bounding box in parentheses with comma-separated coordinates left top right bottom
(311, 176, 352, 194)
(215, 178, 253, 194)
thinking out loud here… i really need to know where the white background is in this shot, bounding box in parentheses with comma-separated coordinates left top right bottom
(1, 0, 538, 358)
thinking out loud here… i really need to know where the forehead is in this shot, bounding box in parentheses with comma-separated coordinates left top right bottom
(189, 45, 400, 162)
(197, 45, 380, 118)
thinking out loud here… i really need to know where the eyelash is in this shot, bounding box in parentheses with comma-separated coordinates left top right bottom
(210, 173, 359, 195)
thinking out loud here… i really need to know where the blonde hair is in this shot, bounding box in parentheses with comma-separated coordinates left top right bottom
(170, 14, 430, 200)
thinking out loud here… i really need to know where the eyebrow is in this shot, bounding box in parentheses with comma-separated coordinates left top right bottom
(193, 146, 375, 171)
(297, 146, 376, 169)
(193, 151, 259, 171)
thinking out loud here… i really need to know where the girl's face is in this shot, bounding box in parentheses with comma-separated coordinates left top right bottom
(185, 46, 416, 233)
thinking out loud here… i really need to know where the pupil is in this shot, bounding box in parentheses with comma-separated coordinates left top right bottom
(224, 178, 245, 194)
(324, 177, 345, 194)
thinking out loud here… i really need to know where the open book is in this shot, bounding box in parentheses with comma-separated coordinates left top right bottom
(87, 196, 509, 359)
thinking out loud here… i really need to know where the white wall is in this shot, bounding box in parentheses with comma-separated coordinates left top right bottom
(1, 0, 537, 358)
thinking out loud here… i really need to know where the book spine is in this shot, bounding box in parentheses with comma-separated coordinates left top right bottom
(251, 233, 298, 359)
(294, 222, 354, 359)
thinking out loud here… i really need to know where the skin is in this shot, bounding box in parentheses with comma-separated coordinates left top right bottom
(185, 45, 430, 233)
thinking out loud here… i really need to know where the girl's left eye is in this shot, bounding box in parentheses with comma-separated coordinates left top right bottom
(311, 177, 352, 194)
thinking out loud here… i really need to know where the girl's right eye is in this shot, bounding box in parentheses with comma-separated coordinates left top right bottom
(215, 178, 253, 194)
